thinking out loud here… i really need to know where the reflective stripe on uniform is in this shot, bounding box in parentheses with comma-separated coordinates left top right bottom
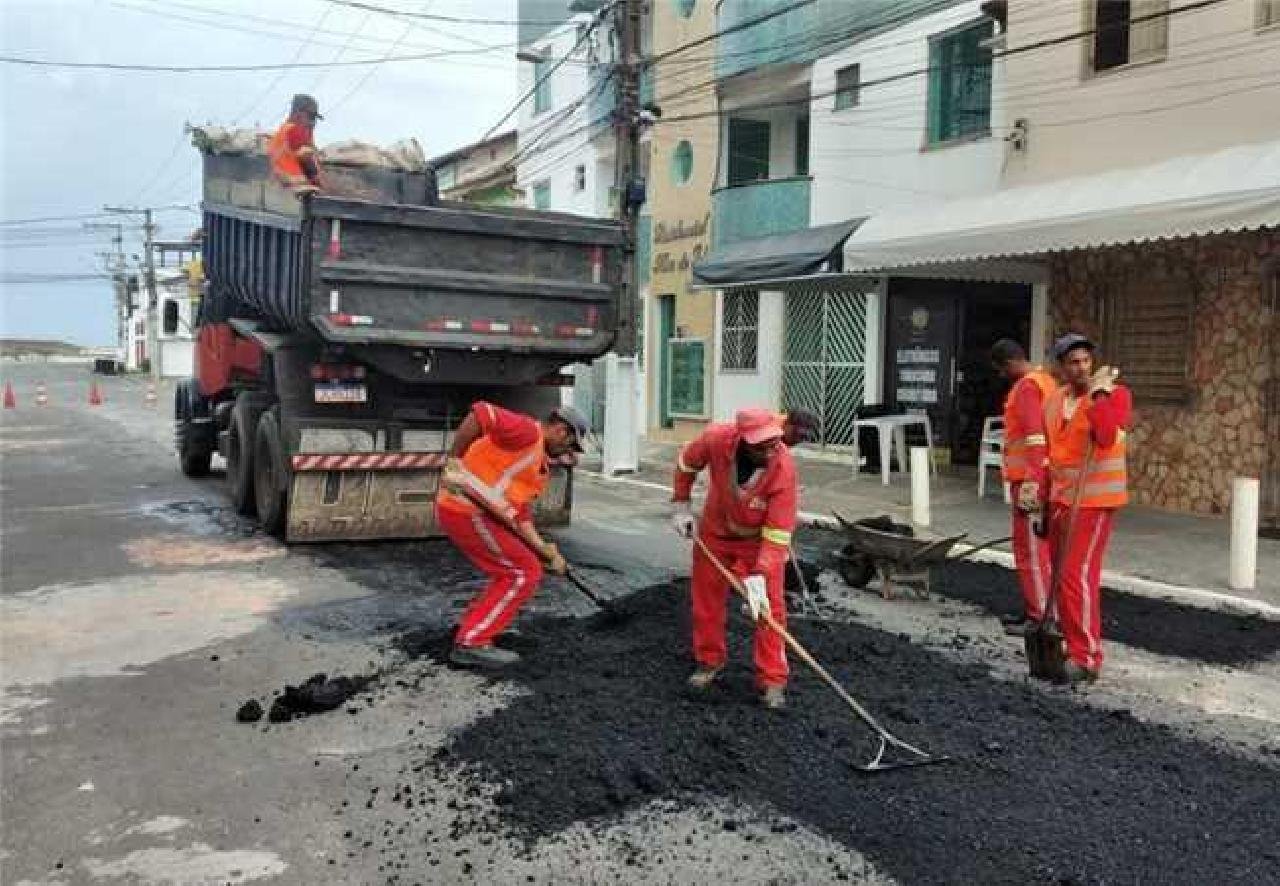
(459, 513, 528, 646)
(761, 526, 791, 546)
(1024, 434, 1047, 445)
(676, 452, 698, 474)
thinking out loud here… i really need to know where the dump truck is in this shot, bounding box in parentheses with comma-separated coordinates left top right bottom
(175, 129, 628, 542)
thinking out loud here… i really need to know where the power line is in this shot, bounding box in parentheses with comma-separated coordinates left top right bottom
(645, 0, 817, 68)
(320, 0, 567, 27)
(329, 1, 432, 114)
(0, 207, 195, 227)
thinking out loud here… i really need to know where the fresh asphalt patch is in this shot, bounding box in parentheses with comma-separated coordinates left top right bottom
(339, 582, 1280, 886)
(795, 527, 1280, 667)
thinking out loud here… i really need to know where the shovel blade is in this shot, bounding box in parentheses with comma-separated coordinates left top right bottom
(1024, 627, 1067, 682)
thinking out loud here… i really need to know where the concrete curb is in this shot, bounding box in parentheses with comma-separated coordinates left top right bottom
(578, 469, 1280, 621)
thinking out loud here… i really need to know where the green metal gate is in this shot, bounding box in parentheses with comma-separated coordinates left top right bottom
(781, 283, 869, 446)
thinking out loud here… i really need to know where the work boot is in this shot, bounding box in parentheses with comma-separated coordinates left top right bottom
(1062, 661, 1099, 686)
(686, 666, 722, 692)
(760, 685, 786, 710)
(449, 644, 520, 669)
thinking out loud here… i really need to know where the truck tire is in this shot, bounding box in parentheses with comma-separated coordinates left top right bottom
(175, 380, 213, 477)
(226, 400, 257, 516)
(253, 407, 289, 537)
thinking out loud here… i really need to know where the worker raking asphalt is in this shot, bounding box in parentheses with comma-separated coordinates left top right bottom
(385, 580, 1280, 885)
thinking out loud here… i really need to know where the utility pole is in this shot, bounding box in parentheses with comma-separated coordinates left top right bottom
(611, 0, 644, 358)
(104, 206, 159, 380)
(86, 222, 128, 359)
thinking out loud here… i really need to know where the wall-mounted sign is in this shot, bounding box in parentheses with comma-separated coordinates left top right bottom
(666, 337, 708, 418)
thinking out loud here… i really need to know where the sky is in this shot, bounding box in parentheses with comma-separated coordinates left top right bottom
(0, 0, 520, 346)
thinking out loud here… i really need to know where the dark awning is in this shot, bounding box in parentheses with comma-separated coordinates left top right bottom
(692, 218, 865, 287)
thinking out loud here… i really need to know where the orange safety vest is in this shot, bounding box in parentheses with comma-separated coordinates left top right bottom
(438, 428, 548, 521)
(1044, 388, 1128, 508)
(267, 121, 317, 189)
(1001, 368, 1057, 482)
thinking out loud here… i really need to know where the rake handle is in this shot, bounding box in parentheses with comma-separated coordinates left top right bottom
(693, 536, 892, 738)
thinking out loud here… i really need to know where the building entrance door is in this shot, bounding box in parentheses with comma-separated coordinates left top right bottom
(781, 283, 870, 446)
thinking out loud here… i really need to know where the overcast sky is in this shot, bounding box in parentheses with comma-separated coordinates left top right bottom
(0, 0, 519, 346)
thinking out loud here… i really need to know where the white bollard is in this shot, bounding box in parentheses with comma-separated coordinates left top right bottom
(601, 354, 640, 476)
(910, 446, 931, 528)
(1229, 477, 1259, 591)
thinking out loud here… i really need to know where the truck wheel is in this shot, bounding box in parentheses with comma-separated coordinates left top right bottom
(175, 381, 212, 477)
(226, 401, 257, 516)
(253, 407, 289, 537)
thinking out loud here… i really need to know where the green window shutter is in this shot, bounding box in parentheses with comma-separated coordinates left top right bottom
(532, 182, 551, 210)
(727, 118, 771, 185)
(533, 58, 551, 113)
(927, 20, 992, 145)
(795, 117, 810, 177)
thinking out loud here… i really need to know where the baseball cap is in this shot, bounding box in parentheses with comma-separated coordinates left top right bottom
(1052, 332, 1096, 361)
(551, 405, 589, 452)
(785, 407, 820, 443)
(291, 93, 323, 119)
(736, 408, 784, 445)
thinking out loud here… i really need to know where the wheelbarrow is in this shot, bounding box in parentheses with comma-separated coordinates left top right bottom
(832, 512, 1011, 599)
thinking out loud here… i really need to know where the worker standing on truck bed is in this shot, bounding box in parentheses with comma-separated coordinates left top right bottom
(437, 402, 588, 669)
(1044, 333, 1132, 685)
(991, 338, 1057, 637)
(671, 409, 799, 710)
(268, 94, 324, 193)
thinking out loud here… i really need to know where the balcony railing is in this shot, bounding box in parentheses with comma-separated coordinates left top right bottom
(711, 176, 811, 250)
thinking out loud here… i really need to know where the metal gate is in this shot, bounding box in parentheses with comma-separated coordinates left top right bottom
(781, 283, 869, 446)
(1263, 265, 1279, 533)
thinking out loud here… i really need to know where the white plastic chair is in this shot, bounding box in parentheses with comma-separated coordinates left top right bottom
(977, 416, 1009, 503)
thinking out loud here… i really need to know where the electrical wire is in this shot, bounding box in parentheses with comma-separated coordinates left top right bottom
(320, 0, 567, 27)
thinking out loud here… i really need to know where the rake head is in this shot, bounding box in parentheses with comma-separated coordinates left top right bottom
(854, 734, 952, 774)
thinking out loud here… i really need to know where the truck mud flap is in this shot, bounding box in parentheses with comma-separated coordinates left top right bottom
(286, 456, 573, 542)
(287, 452, 446, 542)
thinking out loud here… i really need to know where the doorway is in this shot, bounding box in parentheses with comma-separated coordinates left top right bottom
(884, 278, 1032, 464)
(657, 294, 676, 429)
(781, 283, 870, 446)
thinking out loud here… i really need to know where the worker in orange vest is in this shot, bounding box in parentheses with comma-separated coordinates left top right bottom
(268, 94, 324, 194)
(437, 402, 588, 669)
(991, 338, 1058, 636)
(1044, 333, 1132, 685)
(671, 409, 799, 710)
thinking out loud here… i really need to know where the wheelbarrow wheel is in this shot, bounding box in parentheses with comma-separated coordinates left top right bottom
(839, 554, 876, 590)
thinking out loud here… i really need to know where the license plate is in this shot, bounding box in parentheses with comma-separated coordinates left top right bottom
(314, 383, 367, 404)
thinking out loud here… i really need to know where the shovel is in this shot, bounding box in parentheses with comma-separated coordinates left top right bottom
(1025, 441, 1094, 682)
(694, 536, 950, 773)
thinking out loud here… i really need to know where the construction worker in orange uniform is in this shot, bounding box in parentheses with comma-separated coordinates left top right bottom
(437, 402, 589, 669)
(991, 338, 1058, 636)
(268, 94, 324, 194)
(1044, 333, 1132, 685)
(671, 409, 799, 710)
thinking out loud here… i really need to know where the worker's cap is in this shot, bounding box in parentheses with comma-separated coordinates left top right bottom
(551, 405, 589, 452)
(291, 93, 323, 119)
(784, 406, 820, 443)
(736, 408, 784, 446)
(1052, 332, 1096, 361)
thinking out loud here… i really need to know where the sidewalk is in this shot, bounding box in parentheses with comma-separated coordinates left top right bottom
(590, 439, 1280, 612)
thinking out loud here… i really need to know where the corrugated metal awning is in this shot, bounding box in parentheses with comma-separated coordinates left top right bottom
(843, 140, 1280, 274)
(692, 218, 865, 287)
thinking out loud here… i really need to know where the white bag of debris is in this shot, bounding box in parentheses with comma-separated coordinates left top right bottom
(320, 138, 427, 172)
(190, 125, 266, 155)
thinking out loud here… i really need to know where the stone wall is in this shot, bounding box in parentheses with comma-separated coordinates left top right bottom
(1047, 230, 1279, 515)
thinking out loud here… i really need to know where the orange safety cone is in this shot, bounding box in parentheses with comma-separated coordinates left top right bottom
(144, 383, 158, 407)
(88, 381, 103, 407)
(3, 381, 15, 409)
(35, 382, 49, 407)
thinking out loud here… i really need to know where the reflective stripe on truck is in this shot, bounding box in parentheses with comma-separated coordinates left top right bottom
(291, 452, 448, 471)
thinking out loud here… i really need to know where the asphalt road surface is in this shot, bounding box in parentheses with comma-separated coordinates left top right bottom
(2, 362, 1278, 886)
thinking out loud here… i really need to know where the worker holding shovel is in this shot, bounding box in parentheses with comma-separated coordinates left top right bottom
(991, 338, 1058, 636)
(1043, 334, 1132, 685)
(671, 409, 798, 709)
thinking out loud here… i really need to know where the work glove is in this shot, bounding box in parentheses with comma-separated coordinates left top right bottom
(1016, 480, 1041, 513)
(1089, 365, 1120, 397)
(742, 575, 769, 622)
(671, 502, 695, 539)
(442, 457, 467, 493)
(541, 542, 567, 576)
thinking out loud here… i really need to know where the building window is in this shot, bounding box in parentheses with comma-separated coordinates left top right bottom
(436, 164, 456, 190)
(1101, 269, 1194, 405)
(1257, 0, 1280, 28)
(1089, 0, 1169, 72)
(671, 140, 693, 185)
(532, 181, 551, 210)
(726, 118, 770, 185)
(926, 20, 994, 146)
(675, 0, 696, 18)
(795, 116, 810, 177)
(574, 164, 586, 192)
(834, 63, 861, 110)
(721, 290, 759, 372)
(533, 57, 552, 114)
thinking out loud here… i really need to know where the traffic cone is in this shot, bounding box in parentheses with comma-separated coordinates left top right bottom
(144, 383, 158, 407)
(35, 382, 48, 407)
(88, 381, 103, 406)
(3, 382, 15, 409)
